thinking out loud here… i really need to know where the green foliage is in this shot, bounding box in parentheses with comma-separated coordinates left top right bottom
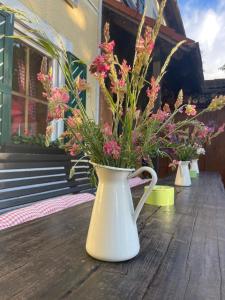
(11, 133, 60, 148)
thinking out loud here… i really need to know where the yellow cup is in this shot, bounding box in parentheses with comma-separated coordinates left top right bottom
(145, 185, 174, 206)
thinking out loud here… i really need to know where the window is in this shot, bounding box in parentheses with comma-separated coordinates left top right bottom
(11, 40, 51, 136)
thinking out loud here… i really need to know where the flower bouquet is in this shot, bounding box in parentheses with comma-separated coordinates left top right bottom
(3, 0, 225, 261)
(168, 118, 225, 182)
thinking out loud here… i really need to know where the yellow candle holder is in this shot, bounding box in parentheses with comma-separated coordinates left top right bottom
(144, 185, 174, 206)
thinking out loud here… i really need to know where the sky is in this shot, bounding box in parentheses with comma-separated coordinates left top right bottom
(178, 0, 225, 80)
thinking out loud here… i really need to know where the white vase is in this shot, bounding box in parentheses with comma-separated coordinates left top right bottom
(86, 163, 158, 262)
(175, 161, 191, 187)
(190, 159, 199, 174)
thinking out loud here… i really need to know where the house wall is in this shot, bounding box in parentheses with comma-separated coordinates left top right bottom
(2, 0, 102, 121)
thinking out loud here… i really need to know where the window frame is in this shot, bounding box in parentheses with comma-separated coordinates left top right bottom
(10, 22, 62, 140)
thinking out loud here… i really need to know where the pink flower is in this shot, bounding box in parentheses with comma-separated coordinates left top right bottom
(185, 104, 197, 116)
(67, 116, 76, 128)
(103, 140, 121, 160)
(136, 27, 154, 55)
(55, 105, 66, 119)
(37, 72, 53, 83)
(89, 55, 110, 77)
(102, 122, 112, 136)
(49, 87, 69, 103)
(144, 27, 154, 54)
(70, 144, 79, 156)
(111, 79, 126, 94)
(37, 72, 46, 82)
(99, 40, 115, 54)
(147, 41, 154, 55)
(146, 77, 160, 100)
(151, 110, 169, 122)
(120, 60, 131, 77)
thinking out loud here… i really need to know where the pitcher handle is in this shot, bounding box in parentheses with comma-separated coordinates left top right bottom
(129, 166, 158, 223)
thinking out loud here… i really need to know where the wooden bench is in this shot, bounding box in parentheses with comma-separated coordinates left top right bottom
(0, 152, 151, 230)
(0, 152, 95, 214)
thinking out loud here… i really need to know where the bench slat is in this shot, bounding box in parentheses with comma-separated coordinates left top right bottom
(0, 175, 67, 190)
(0, 186, 84, 210)
(0, 153, 71, 162)
(0, 161, 71, 169)
(0, 182, 78, 201)
(0, 169, 67, 180)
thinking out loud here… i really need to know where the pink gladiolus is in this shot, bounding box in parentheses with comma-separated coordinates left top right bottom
(103, 140, 121, 160)
(37, 72, 53, 83)
(147, 41, 154, 55)
(120, 60, 131, 77)
(49, 87, 69, 103)
(55, 105, 65, 119)
(111, 79, 126, 94)
(89, 55, 110, 77)
(146, 77, 160, 99)
(185, 104, 197, 116)
(99, 40, 115, 54)
(102, 122, 112, 136)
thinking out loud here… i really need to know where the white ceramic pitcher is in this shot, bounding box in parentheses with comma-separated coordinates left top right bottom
(175, 161, 191, 187)
(190, 159, 199, 174)
(86, 163, 158, 262)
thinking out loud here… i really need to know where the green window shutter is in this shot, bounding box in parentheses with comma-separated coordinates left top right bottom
(66, 51, 87, 109)
(0, 12, 14, 145)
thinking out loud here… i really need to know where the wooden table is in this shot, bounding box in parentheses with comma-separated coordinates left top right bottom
(0, 173, 225, 300)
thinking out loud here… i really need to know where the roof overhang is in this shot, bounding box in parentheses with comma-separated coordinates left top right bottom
(103, 0, 204, 93)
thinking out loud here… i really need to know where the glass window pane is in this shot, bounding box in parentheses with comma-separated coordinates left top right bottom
(12, 41, 26, 94)
(11, 95, 25, 135)
(28, 100, 48, 135)
(29, 48, 49, 101)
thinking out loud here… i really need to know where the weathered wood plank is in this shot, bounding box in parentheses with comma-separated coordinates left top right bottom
(0, 172, 224, 300)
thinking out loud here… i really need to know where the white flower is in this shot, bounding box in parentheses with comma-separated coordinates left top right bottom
(197, 147, 205, 155)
